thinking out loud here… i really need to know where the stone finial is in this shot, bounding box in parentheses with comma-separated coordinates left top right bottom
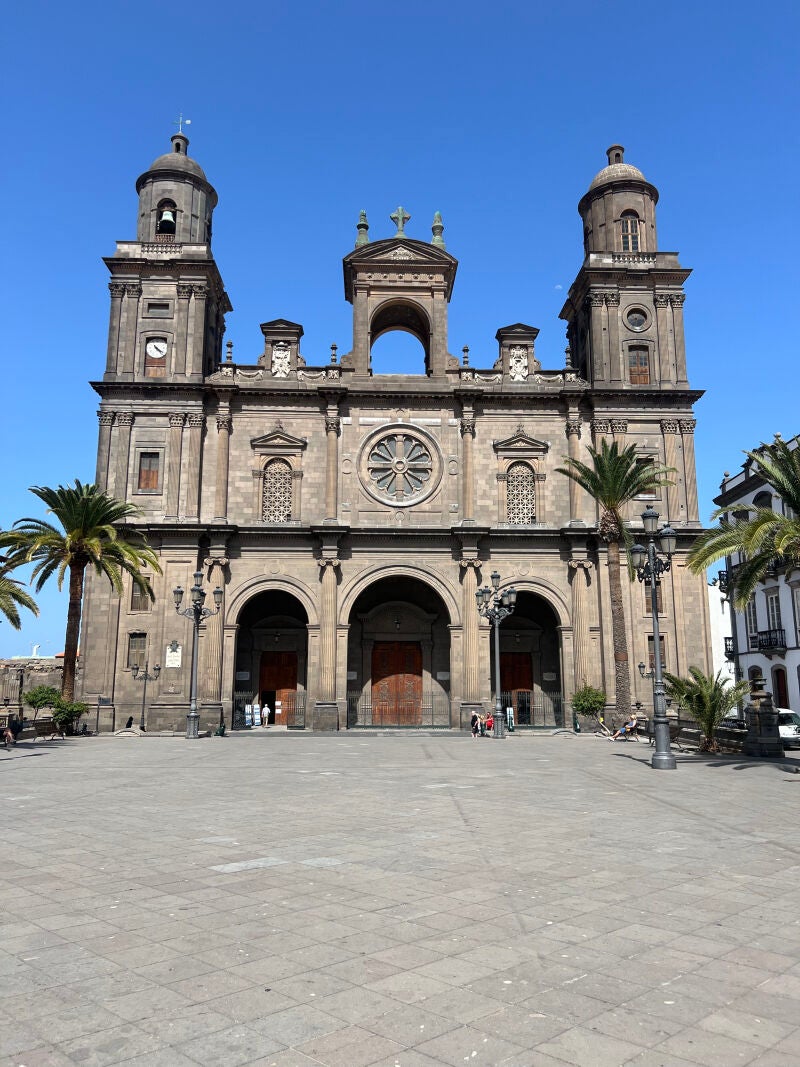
(431, 211, 445, 249)
(330, 343, 338, 365)
(462, 345, 470, 367)
(355, 210, 369, 247)
(225, 340, 233, 363)
(390, 206, 411, 236)
(564, 344, 572, 369)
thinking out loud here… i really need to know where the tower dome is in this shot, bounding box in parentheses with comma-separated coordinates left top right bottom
(578, 145, 659, 256)
(134, 133, 217, 245)
(142, 132, 209, 182)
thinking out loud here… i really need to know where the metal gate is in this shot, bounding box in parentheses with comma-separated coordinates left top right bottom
(346, 692, 451, 729)
(232, 690, 306, 730)
(501, 690, 564, 728)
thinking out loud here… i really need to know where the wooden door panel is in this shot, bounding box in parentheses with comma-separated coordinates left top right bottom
(372, 641, 422, 725)
(260, 652, 298, 724)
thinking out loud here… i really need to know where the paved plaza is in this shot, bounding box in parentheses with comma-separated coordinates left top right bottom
(2, 732, 800, 1067)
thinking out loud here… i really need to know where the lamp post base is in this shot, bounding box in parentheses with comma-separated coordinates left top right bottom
(651, 751, 677, 770)
(186, 712, 200, 740)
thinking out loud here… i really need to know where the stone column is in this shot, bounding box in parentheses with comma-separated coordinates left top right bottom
(96, 411, 115, 489)
(569, 559, 594, 689)
(324, 414, 340, 521)
(587, 292, 607, 382)
(661, 420, 681, 525)
(165, 413, 185, 520)
(176, 285, 192, 377)
(113, 412, 134, 499)
(121, 284, 141, 377)
(459, 558, 482, 702)
(201, 555, 229, 704)
(654, 293, 671, 384)
(460, 416, 476, 521)
(680, 419, 699, 523)
(184, 413, 205, 520)
(611, 419, 627, 448)
(671, 294, 689, 386)
(565, 418, 583, 524)
(606, 291, 621, 383)
(316, 556, 341, 728)
(214, 413, 232, 522)
(591, 418, 611, 446)
(186, 286, 207, 379)
(106, 284, 125, 377)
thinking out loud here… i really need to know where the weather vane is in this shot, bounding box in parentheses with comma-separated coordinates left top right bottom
(174, 112, 192, 135)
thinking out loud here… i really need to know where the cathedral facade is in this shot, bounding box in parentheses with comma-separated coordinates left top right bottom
(79, 136, 711, 732)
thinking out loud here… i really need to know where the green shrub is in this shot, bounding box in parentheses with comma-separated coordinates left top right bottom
(23, 685, 61, 716)
(571, 684, 607, 720)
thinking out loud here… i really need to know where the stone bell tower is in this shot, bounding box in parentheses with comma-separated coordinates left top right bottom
(341, 207, 459, 377)
(102, 131, 231, 386)
(560, 145, 691, 391)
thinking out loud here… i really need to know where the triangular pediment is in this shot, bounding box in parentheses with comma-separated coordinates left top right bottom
(251, 425, 307, 453)
(343, 237, 458, 302)
(493, 430, 549, 455)
(260, 318, 303, 331)
(345, 237, 456, 267)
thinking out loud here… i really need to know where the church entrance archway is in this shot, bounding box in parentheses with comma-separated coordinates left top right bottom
(233, 590, 308, 729)
(347, 576, 451, 727)
(495, 591, 563, 728)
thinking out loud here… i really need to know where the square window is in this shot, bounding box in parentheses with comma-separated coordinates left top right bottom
(629, 348, 650, 385)
(647, 635, 667, 672)
(137, 452, 161, 492)
(131, 578, 151, 613)
(127, 632, 146, 669)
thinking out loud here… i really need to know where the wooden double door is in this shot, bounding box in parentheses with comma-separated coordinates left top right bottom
(500, 651, 534, 725)
(372, 641, 423, 726)
(259, 651, 298, 726)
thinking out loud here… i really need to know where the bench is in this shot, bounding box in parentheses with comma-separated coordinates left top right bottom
(33, 720, 64, 741)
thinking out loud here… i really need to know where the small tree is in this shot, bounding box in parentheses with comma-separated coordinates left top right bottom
(52, 700, 89, 735)
(572, 684, 608, 732)
(664, 668, 750, 753)
(23, 685, 61, 721)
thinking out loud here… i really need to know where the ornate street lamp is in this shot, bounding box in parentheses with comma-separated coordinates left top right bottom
(174, 570, 223, 739)
(131, 659, 161, 730)
(475, 570, 518, 737)
(631, 506, 678, 770)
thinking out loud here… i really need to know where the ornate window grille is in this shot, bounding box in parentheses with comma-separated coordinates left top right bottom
(262, 459, 293, 522)
(506, 462, 535, 524)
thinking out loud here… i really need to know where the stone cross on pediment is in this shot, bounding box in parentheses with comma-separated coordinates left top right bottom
(390, 206, 411, 235)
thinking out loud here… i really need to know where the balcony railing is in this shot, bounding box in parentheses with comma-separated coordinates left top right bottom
(757, 628, 786, 653)
(724, 636, 734, 659)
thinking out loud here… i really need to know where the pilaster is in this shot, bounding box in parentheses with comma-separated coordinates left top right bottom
(214, 413, 232, 522)
(96, 411, 115, 489)
(165, 413, 185, 520)
(569, 559, 594, 689)
(565, 417, 583, 524)
(680, 419, 699, 523)
(661, 420, 681, 524)
(460, 414, 476, 522)
(113, 412, 134, 499)
(184, 413, 205, 520)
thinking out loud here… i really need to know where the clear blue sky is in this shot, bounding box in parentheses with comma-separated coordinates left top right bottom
(1, 0, 797, 656)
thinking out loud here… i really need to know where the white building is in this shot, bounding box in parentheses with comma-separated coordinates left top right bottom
(715, 435, 799, 710)
(707, 579, 735, 685)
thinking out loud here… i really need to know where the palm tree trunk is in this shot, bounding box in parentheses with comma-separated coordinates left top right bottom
(606, 539, 631, 721)
(62, 563, 85, 702)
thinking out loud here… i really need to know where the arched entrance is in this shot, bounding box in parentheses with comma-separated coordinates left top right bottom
(495, 591, 563, 728)
(346, 576, 451, 727)
(233, 590, 308, 729)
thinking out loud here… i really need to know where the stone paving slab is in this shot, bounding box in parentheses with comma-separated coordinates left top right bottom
(2, 733, 800, 1065)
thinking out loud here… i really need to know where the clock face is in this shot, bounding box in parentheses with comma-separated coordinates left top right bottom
(146, 339, 168, 359)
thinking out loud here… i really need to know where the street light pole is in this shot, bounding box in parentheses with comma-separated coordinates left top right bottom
(131, 659, 161, 730)
(631, 506, 677, 771)
(174, 570, 223, 739)
(475, 570, 518, 737)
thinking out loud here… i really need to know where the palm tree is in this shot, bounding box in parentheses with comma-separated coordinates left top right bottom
(0, 482, 160, 701)
(688, 437, 800, 606)
(557, 440, 673, 720)
(664, 667, 750, 753)
(0, 556, 38, 629)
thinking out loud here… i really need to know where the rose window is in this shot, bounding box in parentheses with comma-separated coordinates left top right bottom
(367, 433, 433, 502)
